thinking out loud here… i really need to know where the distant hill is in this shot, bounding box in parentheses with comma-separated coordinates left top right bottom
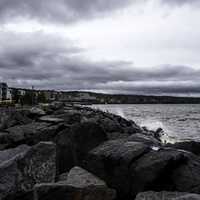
(9, 87, 200, 104)
(63, 91, 200, 104)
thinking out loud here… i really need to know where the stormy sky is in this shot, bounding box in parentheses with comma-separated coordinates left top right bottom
(0, 0, 200, 96)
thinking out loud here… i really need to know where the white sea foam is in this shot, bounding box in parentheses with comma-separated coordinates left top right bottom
(91, 104, 200, 142)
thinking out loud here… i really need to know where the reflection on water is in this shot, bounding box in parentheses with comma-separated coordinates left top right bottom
(91, 104, 200, 142)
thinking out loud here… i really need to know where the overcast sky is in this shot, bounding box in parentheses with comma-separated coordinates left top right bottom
(0, 0, 200, 96)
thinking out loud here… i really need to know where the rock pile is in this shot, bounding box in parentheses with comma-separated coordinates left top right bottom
(0, 103, 199, 200)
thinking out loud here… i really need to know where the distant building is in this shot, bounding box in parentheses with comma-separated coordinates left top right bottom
(7, 88, 12, 100)
(0, 83, 9, 101)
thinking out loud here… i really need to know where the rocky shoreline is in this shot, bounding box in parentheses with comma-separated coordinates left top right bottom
(0, 102, 200, 200)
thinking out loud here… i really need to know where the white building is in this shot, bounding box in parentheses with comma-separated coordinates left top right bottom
(7, 88, 12, 100)
(0, 83, 12, 101)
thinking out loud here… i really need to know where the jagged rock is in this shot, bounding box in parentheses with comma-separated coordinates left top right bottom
(85, 142, 200, 199)
(56, 106, 142, 139)
(0, 132, 11, 150)
(0, 142, 56, 200)
(34, 166, 116, 200)
(0, 110, 32, 130)
(84, 139, 150, 199)
(56, 111, 82, 125)
(55, 122, 108, 173)
(39, 116, 64, 124)
(135, 191, 200, 200)
(5, 122, 64, 147)
(29, 107, 46, 117)
(66, 166, 107, 187)
(128, 133, 161, 146)
(130, 148, 186, 196)
(0, 144, 30, 163)
(172, 153, 200, 193)
(166, 141, 200, 155)
(58, 172, 68, 182)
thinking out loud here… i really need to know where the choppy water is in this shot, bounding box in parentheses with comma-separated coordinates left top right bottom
(91, 104, 200, 143)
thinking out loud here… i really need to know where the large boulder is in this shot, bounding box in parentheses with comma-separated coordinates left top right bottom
(166, 141, 200, 155)
(55, 122, 108, 173)
(128, 133, 161, 146)
(0, 110, 32, 130)
(4, 122, 64, 148)
(29, 107, 46, 118)
(83, 113, 142, 139)
(0, 142, 56, 200)
(85, 141, 200, 199)
(130, 148, 186, 196)
(0, 144, 30, 163)
(56, 106, 142, 139)
(34, 166, 116, 200)
(135, 191, 200, 200)
(172, 153, 200, 193)
(65, 166, 107, 187)
(84, 139, 150, 199)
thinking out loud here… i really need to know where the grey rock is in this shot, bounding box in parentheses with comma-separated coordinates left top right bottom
(39, 116, 64, 123)
(0, 144, 30, 164)
(84, 139, 150, 199)
(172, 153, 200, 193)
(34, 167, 116, 200)
(128, 133, 161, 146)
(5, 122, 63, 147)
(29, 107, 46, 117)
(55, 122, 107, 173)
(66, 166, 106, 187)
(0, 142, 56, 200)
(166, 141, 200, 155)
(130, 148, 186, 196)
(135, 191, 200, 200)
(0, 110, 32, 130)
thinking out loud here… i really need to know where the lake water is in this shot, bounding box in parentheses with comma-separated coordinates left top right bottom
(91, 104, 200, 143)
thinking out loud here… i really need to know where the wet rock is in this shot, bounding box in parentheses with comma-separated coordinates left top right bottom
(55, 122, 108, 173)
(135, 191, 200, 200)
(0, 110, 32, 130)
(128, 133, 161, 146)
(39, 116, 64, 124)
(0, 142, 56, 200)
(34, 166, 116, 200)
(84, 139, 150, 199)
(56, 111, 82, 125)
(172, 153, 200, 193)
(5, 122, 64, 147)
(0, 144, 30, 163)
(66, 166, 106, 187)
(130, 148, 186, 196)
(166, 141, 200, 155)
(56, 106, 142, 139)
(29, 107, 46, 118)
(0, 132, 11, 150)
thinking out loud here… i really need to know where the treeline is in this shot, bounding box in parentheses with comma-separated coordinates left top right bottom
(64, 91, 200, 104)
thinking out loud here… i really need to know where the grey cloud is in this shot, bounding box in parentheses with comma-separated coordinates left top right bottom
(0, 0, 132, 23)
(0, 0, 199, 24)
(1, 31, 200, 96)
(160, 0, 200, 6)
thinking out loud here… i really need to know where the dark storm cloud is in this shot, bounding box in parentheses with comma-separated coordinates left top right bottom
(0, 0, 199, 24)
(1, 31, 200, 95)
(0, 0, 132, 23)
